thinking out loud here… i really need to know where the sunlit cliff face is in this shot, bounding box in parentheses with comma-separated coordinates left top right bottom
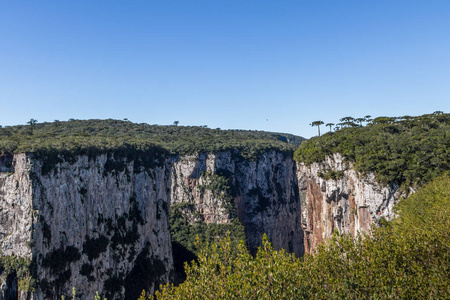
(0, 150, 400, 299)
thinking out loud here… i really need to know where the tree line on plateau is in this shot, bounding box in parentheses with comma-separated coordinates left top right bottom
(310, 111, 445, 136)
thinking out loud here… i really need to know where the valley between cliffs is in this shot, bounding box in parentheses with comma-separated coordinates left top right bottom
(0, 150, 401, 299)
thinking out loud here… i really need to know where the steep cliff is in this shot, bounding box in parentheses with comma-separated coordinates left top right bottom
(170, 151, 303, 257)
(1, 148, 408, 299)
(0, 148, 305, 299)
(294, 113, 450, 254)
(0, 154, 33, 259)
(1, 150, 174, 300)
(2, 116, 445, 298)
(297, 153, 400, 253)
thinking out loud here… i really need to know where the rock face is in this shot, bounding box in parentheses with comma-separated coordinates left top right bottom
(297, 153, 400, 254)
(0, 149, 402, 299)
(0, 150, 304, 299)
(171, 151, 303, 256)
(1, 151, 174, 300)
(0, 154, 33, 259)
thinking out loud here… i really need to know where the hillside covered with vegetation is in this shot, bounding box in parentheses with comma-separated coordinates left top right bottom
(294, 112, 449, 189)
(148, 174, 450, 299)
(0, 119, 304, 158)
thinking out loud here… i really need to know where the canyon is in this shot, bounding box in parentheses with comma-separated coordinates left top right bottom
(0, 149, 401, 299)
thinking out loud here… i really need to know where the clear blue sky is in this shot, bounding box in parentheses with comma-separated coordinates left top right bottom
(1, 1, 449, 138)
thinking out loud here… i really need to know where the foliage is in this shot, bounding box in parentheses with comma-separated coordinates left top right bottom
(169, 170, 247, 284)
(199, 171, 237, 216)
(310, 121, 324, 136)
(0, 255, 36, 292)
(153, 234, 303, 300)
(153, 174, 450, 299)
(318, 169, 344, 180)
(295, 112, 450, 188)
(170, 210, 246, 256)
(60, 289, 107, 300)
(170, 181, 246, 251)
(0, 119, 304, 158)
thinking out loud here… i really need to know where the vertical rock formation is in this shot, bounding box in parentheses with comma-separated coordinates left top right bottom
(1, 151, 174, 300)
(171, 151, 304, 257)
(0, 149, 304, 299)
(233, 151, 303, 256)
(297, 153, 400, 253)
(0, 154, 33, 258)
(0, 148, 404, 299)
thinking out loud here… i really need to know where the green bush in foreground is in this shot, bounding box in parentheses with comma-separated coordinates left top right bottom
(151, 174, 450, 299)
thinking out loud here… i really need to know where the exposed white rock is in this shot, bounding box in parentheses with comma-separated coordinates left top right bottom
(0, 149, 304, 299)
(0, 153, 33, 258)
(171, 153, 230, 224)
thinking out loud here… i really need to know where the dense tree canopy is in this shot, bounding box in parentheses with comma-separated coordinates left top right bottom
(295, 113, 450, 189)
(0, 119, 304, 159)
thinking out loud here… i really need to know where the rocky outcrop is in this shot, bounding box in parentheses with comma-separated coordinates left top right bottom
(297, 153, 400, 253)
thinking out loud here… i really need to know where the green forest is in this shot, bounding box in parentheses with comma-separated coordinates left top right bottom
(0, 119, 303, 159)
(295, 112, 450, 189)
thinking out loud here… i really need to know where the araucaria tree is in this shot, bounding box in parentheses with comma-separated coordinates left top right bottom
(27, 118, 38, 134)
(325, 123, 334, 132)
(356, 118, 365, 126)
(310, 121, 324, 136)
(27, 118, 37, 126)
